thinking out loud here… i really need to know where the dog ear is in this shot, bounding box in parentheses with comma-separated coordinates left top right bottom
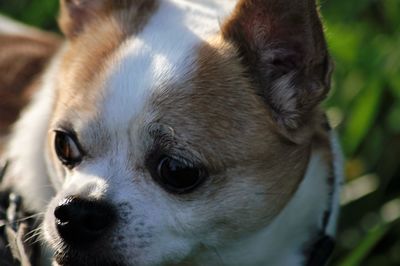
(222, 0, 333, 131)
(59, 0, 110, 38)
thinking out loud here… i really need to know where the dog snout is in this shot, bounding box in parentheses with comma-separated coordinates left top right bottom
(54, 196, 116, 246)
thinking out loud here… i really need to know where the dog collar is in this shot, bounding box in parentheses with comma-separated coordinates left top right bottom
(304, 231, 335, 266)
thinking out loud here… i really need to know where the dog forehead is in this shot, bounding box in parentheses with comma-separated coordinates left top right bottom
(97, 0, 235, 127)
(53, 0, 276, 160)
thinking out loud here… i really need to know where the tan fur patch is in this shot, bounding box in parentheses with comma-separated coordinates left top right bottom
(149, 37, 313, 233)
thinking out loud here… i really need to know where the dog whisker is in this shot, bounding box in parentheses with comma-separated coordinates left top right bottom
(16, 212, 44, 223)
(25, 233, 44, 246)
(24, 227, 42, 238)
(24, 228, 43, 243)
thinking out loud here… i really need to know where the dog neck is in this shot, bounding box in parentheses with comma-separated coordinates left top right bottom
(192, 142, 341, 266)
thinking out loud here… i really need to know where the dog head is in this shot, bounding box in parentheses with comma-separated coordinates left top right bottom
(43, 0, 332, 265)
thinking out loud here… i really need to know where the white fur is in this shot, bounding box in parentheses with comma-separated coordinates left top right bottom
(102, 0, 236, 129)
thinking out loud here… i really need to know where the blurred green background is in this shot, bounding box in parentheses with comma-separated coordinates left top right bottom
(0, 0, 399, 265)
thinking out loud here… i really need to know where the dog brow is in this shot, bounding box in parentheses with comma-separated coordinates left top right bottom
(51, 120, 75, 134)
(146, 123, 204, 166)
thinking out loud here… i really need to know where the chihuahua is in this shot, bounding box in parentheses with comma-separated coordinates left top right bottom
(0, 0, 342, 265)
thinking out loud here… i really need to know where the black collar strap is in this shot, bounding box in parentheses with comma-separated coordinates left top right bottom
(305, 232, 335, 266)
(0, 160, 39, 266)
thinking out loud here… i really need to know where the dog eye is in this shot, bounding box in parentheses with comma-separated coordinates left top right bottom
(154, 157, 207, 194)
(54, 131, 83, 168)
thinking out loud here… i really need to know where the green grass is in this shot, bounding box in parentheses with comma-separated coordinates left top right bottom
(1, 0, 400, 265)
(322, 1, 400, 265)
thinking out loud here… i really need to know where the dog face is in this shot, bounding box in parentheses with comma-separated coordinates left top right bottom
(42, 0, 332, 265)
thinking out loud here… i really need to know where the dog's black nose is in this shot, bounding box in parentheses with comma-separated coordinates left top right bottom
(54, 196, 115, 245)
